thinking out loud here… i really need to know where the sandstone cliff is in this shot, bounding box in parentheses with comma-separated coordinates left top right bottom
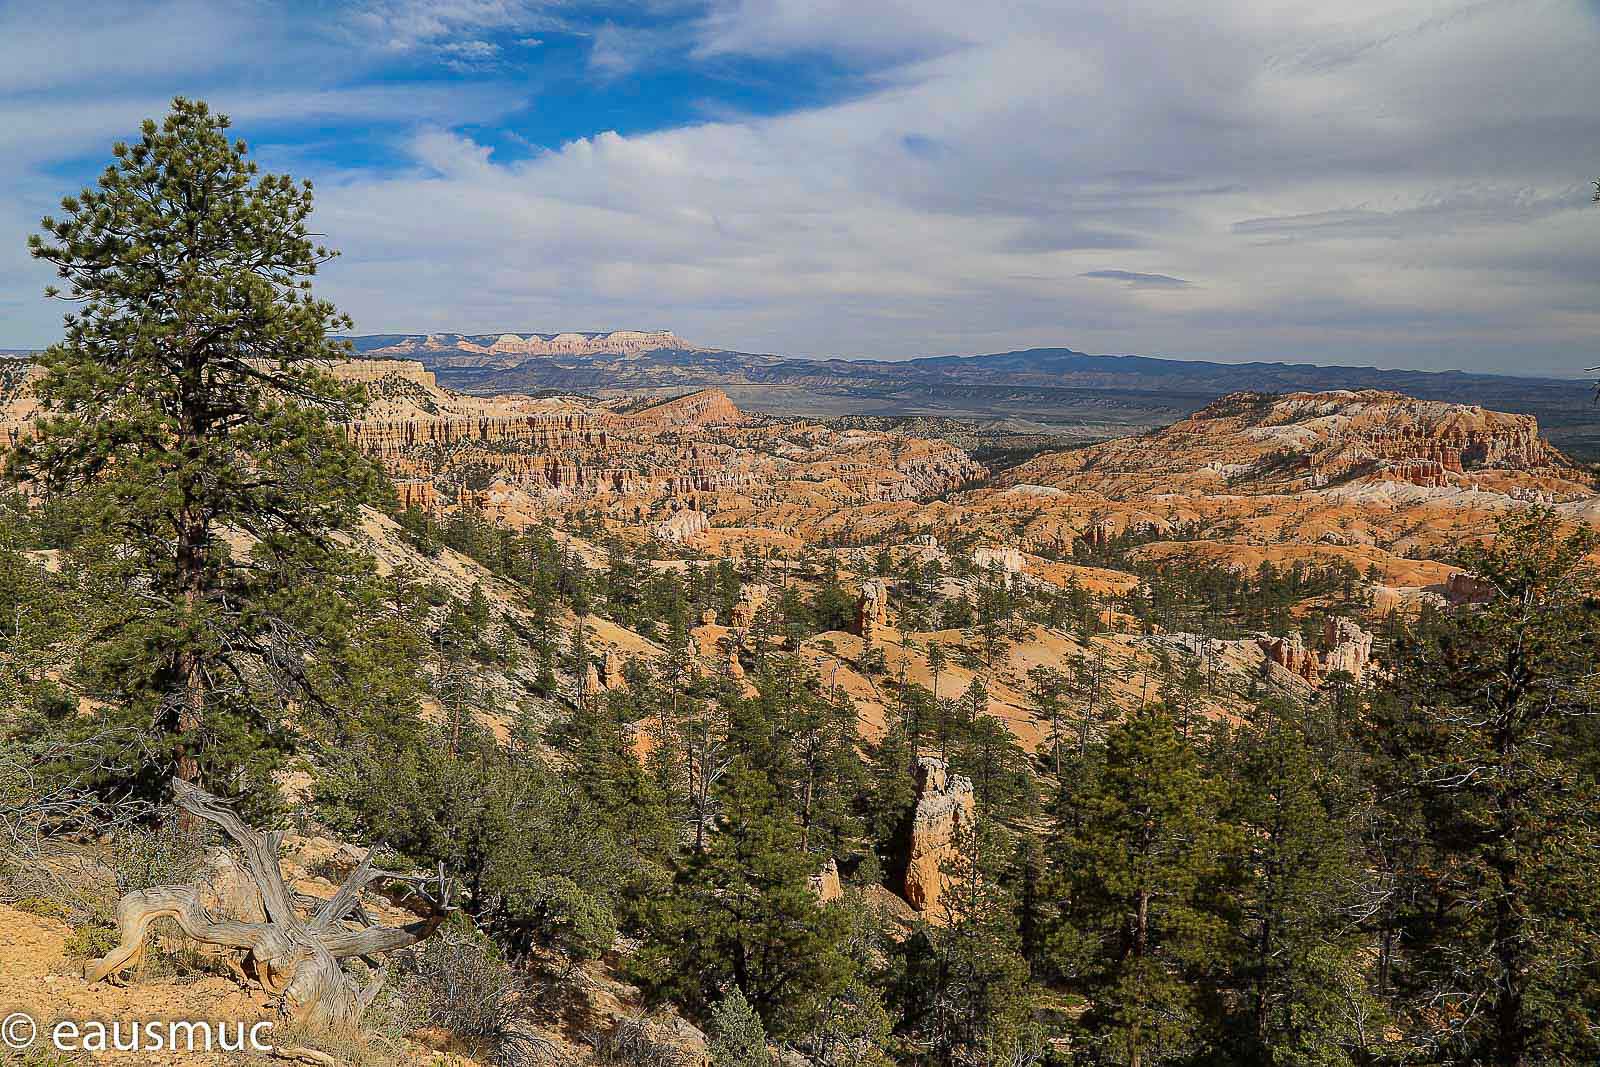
(611, 388, 744, 432)
(1000, 390, 1585, 498)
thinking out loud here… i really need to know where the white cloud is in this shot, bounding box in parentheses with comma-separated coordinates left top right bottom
(2, 0, 1598, 375)
(0, 0, 243, 94)
(291, 0, 1600, 373)
(342, 0, 563, 52)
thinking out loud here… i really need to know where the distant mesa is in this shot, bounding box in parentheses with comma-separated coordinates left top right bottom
(358, 329, 695, 361)
(997, 389, 1590, 501)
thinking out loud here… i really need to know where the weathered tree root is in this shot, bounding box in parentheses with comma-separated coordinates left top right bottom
(86, 779, 454, 1030)
(271, 1047, 345, 1067)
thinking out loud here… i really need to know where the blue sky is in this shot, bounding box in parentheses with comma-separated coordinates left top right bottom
(3, 0, 1599, 375)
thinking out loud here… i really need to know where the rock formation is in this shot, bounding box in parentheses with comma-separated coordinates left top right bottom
(730, 584, 768, 629)
(602, 650, 626, 690)
(1260, 616, 1376, 686)
(319, 358, 437, 388)
(903, 758, 975, 914)
(1446, 571, 1497, 605)
(973, 545, 1025, 586)
(656, 509, 711, 544)
(1258, 631, 1321, 686)
(614, 388, 743, 432)
(1322, 617, 1374, 680)
(855, 580, 890, 647)
(809, 859, 843, 904)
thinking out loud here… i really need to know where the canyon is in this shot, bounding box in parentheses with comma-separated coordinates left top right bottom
(7, 359, 1595, 721)
(6, 348, 1598, 1042)
(334, 361, 985, 542)
(301, 367, 1600, 812)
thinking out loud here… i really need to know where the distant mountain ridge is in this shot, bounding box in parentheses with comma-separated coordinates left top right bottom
(335, 333, 1596, 458)
(8, 336, 1596, 457)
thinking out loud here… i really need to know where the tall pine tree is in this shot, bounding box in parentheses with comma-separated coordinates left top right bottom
(1049, 706, 1231, 1066)
(1367, 511, 1600, 1064)
(9, 99, 382, 802)
(635, 759, 848, 1041)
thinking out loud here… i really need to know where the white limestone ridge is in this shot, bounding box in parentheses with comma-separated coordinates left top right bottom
(370, 330, 694, 359)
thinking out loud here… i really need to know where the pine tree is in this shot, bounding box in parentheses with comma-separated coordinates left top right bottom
(1367, 511, 1600, 1064)
(708, 986, 772, 1067)
(635, 761, 848, 1041)
(8, 98, 383, 802)
(951, 714, 1036, 823)
(1029, 665, 1069, 779)
(1221, 700, 1383, 1065)
(1049, 705, 1231, 1066)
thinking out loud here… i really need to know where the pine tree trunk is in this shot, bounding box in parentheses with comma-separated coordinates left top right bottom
(174, 353, 208, 788)
(1491, 763, 1527, 1064)
(800, 766, 815, 853)
(1131, 886, 1149, 1067)
(175, 512, 206, 788)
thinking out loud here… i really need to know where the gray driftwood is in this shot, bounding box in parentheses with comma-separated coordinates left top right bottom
(86, 779, 453, 1029)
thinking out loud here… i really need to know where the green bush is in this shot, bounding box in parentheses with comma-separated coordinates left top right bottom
(708, 988, 770, 1067)
(506, 875, 618, 964)
(10, 896, 68, 920)
(61, 923, 119, 961)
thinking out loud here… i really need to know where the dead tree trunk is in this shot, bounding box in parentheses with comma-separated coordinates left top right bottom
(86, 779, 453, 1031)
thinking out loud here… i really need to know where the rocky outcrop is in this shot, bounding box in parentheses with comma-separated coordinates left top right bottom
(656, 509, 711, 544)
(324, 358, 438, 388)
(903, 758, 975, 914)
(616, 388, 743, 432)
(809, 858, 843, 904)
(346, 410, 605, 457)
(394, 478, 439, 513)
(1258, 631, 1320, 686)
(855, 579, 890, 647)
(973, 546, 1025, 586)
(1260, 617, 1376, 685)
(602, 650, 626, 690)
(583, 662, 604, 698)
(1322, 617, 1374, 680)
(730, 584, 768, 629)
(1080, 519, 1117, 548)
(1446, 571, 1496, 605)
